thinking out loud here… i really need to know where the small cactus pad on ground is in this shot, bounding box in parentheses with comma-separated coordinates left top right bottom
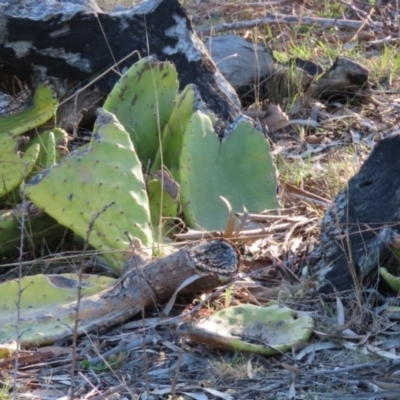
(25, 109, 153, 273)
(179, 111, 279, 231)
(0, 273, 116, 347)
(103, 56, 179, 168)
(178, 304, 314, 355)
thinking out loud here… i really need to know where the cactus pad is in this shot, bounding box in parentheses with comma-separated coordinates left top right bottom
(25, 109, 153, 273)
(103, 56, 179, 167)
(0, 83, 58, 138)
(152, 84, 203, 177)
(28, 127, 69, 171)
(179, 111, 279, 230)
(180, 304, 314, 355)
(0, 273, 115, 347)
(28, 130, 56, 171)
(0, 135, 39, 197)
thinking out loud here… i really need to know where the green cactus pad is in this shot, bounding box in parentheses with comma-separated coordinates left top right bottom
(103, 56, 179, 167)
(179, 111, 279, 230)
(0, 83, 58, 138)
(28, 130, 56, 171)
(179, 304, 314, 355)
(152, 84, 201, 177)
(28, 127, 69, 170)
(52, 128, 70, 162)
(0, 135, 39, 197)
(25, 109, 153, 273)
(0, 273, 116, 347)
(380, 267, 400, 293)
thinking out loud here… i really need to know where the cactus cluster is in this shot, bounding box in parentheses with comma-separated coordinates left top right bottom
(0, 56, 280, 347)
(103, 58, 279, 231)
(0, 56, 279, 262)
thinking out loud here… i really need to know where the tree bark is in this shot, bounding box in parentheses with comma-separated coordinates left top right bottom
(0, 0, 241, 121)
(312, 134, 400, 293)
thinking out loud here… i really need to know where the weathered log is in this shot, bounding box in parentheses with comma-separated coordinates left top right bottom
(312, 134, 400, 293)
(2, 239, 239, 347)
(312, 56, 371, 103)
(0, 0, 241, 121)
(206, 35, 370, 105)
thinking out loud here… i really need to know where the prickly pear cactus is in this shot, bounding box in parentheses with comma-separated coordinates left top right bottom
(28, 128, 69, 170)
(0, 135, 39, 197)
(152, 84, 204, 177)
(179, 111, 279, 230)
(52, 127, 70, 162)
(179, 304, 314, 355)
(380, 267, 400, 293)
(0, 273, 116, 347)
(0, 83, 59, 197)
(28, 130, 56, 171)
(103, 56, 179, 167)
(25, 109, 153, 273)
(0, 83, 58, 138)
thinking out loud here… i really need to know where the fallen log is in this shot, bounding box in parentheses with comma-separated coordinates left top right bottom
(206, 35, 371, 105)
(0, 239, 240, 347)
(312, 134, 400, 293)
(0, 0, 241, 122)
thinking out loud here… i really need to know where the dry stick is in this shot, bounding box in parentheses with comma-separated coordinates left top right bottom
(197, 13, 383, 36)
(348, 6, 375, 43)
(90, 383, 127, 400)
(338, 0, 370, 17)
(124, 230, 153, 398)
(170, 329, 187, 399)
(13, 166, 36, 400)
(88, 335, 155, 366)
(227, 0, 290, 7)
(368, 36, 400, 48)
(336, 390, 400, 400)
(69, 202, 115, 400)
(311, 359, 395, 375)
(13, 198, 27, 400)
